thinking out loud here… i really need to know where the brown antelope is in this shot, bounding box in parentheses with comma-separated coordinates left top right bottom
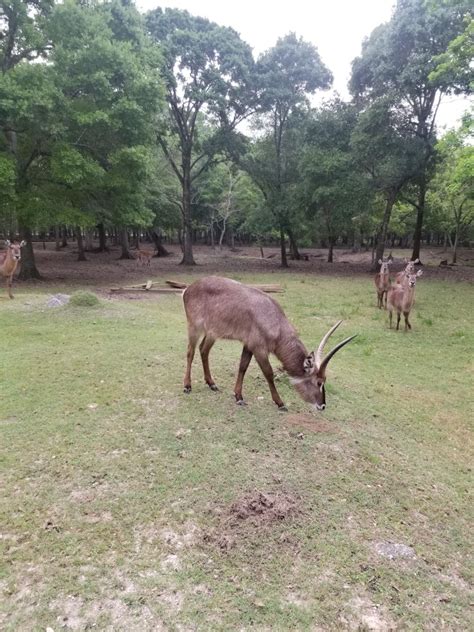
(182, 276, 356, 411)
(394, 258, 419, 285)
(374, 258, 392, 309)
(387, 270, 423, 331)
(0, 240, 26, 299)
(134, 248, 155, 266)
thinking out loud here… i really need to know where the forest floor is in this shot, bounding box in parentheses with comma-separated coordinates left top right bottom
(1, 243, 473, 630)
(8, 242, 474, 292)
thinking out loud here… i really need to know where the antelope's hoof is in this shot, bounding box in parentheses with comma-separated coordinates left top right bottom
(236, 398, 247, 406)
(208, 383, 219, 392)
(183, 386, 192, 394)
(277, 404, 288, 412)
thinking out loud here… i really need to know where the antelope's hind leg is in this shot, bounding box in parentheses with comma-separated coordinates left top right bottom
(234, 346, 253, 405)
(199, 335, 219, 391)
(183, 329, 200, 393)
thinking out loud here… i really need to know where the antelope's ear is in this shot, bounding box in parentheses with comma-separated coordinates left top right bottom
(303, 352, 316, 375)
(378, 259, 383, 265)
(416, 269, 423, 277)
(5, 239, 11, 247)
(19, 240, 26, 247)
(414, 258, 420, 264)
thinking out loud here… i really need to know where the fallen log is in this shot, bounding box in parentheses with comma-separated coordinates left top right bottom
(166, 279, 283, 293)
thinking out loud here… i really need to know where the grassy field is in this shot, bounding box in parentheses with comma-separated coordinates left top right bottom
(1, 272, 473, 631)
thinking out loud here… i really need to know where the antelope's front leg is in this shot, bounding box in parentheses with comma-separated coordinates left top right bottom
(234, 346, 253, 405)
(7, 275, 14, 299)
(254, 352, 286, 410)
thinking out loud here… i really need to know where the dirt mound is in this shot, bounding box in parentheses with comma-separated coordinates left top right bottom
(229, 491, 301, 523)
(204, 490, 303, 552)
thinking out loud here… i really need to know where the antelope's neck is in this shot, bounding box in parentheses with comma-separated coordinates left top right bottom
(275, 334, 308, 379)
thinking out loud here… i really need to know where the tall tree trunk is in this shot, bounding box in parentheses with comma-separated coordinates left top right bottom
(97, 222, 108, 252)
(372, 191, 397, 271)
(411, 180, 426, 262)
(288, 228, 301, 260)
(149, 230, 170, 257)
(61, 227, 68, 248)
(75, 226, 87, 261)
(18, 225, 41, 280)
(279, 226, 288, 268)
(119, 228, 133, 259)
(452, 224, 460, 264)
(55, 226, 61, 251)
(181, 161, 196, 265)
(327, 238, 334, 263)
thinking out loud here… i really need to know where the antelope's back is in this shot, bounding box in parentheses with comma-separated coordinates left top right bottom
(183, 276, 290, 348)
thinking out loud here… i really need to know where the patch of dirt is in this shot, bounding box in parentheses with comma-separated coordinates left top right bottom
(285, 413, 337, 434)
(204, 490, 303, 551)
(341, 595, 396, 631)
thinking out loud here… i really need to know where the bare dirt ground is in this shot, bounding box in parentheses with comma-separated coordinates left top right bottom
(8, 243, 474, 292)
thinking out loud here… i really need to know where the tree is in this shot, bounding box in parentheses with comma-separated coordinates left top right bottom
(241, 34, 332, 267)
(427, 122, 473, 263)
(146, 7, 256, 265)
(350, 0, 471, 262)
(350, 99, 424, 268)
(300, 100, 370, 262)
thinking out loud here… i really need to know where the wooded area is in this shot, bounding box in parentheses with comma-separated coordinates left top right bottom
(1, 0, 472, 277)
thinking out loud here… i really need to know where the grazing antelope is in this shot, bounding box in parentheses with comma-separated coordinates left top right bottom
(0, 240, 25, 299)
(374, 258, 392, 309)
(182, 276, 356, 411)
(387, 270, 423, 331)
(134, 248, 155, 266)
(394, 258, 419, 285)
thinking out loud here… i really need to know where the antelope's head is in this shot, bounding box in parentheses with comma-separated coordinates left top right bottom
(405, 269, 423, 288)
(378, 258, 392, 275)
(4, 240, 26, 261)
(403, 258, 419, 274)
(291, 321, 357, 411)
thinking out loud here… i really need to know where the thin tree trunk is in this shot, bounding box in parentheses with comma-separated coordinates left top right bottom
(181, 161, 196, 265)
(149, 230, 170, 257)
(75, 226, 87, 261)
(18, 225, 41, 280)
(327, 238, 334, 263)
(61, 227, 68, 248)
(288, 228, 301, 260)
(119, 228, 133, 259)
(55, 226, 61, 251)
(279, 226, 288, 268)
(372, 191, 397, 271)
(411, 181, 426, 262)
(97, 223, 108, 252)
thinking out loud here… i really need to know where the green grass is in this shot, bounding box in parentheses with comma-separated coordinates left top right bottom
(1, 274, 473, 630)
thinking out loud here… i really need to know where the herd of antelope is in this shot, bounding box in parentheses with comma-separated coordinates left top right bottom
(374, 256, 423, 331)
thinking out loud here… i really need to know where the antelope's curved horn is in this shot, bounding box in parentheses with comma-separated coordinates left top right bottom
(318, 334, 358, 376)
(315, 320, 342, 368)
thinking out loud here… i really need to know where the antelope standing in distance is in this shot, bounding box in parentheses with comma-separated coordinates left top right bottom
(182, 276, 356, 411)
(0, 240, 25, 299)
(374, 257, 392, 309)
(395, 258, 419, 285)
(134, 247, 155, 267)
(387, 270, 423, 331)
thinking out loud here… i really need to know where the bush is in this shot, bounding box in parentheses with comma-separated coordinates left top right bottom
(69, 291, 100, 307)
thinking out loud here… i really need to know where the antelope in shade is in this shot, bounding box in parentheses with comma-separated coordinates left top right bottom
(134, 248, 155, 267)
(374, 258, 392, 309)
(387, 270, 423, 331)
(0, 240, 25, 299)
(394, 258, 419, 285)
(182, 276, 356, 411)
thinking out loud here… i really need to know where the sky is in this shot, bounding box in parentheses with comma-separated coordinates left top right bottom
(136, 0, 471, 129)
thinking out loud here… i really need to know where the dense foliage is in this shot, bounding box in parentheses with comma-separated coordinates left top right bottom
(0, 0, 472, 276)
